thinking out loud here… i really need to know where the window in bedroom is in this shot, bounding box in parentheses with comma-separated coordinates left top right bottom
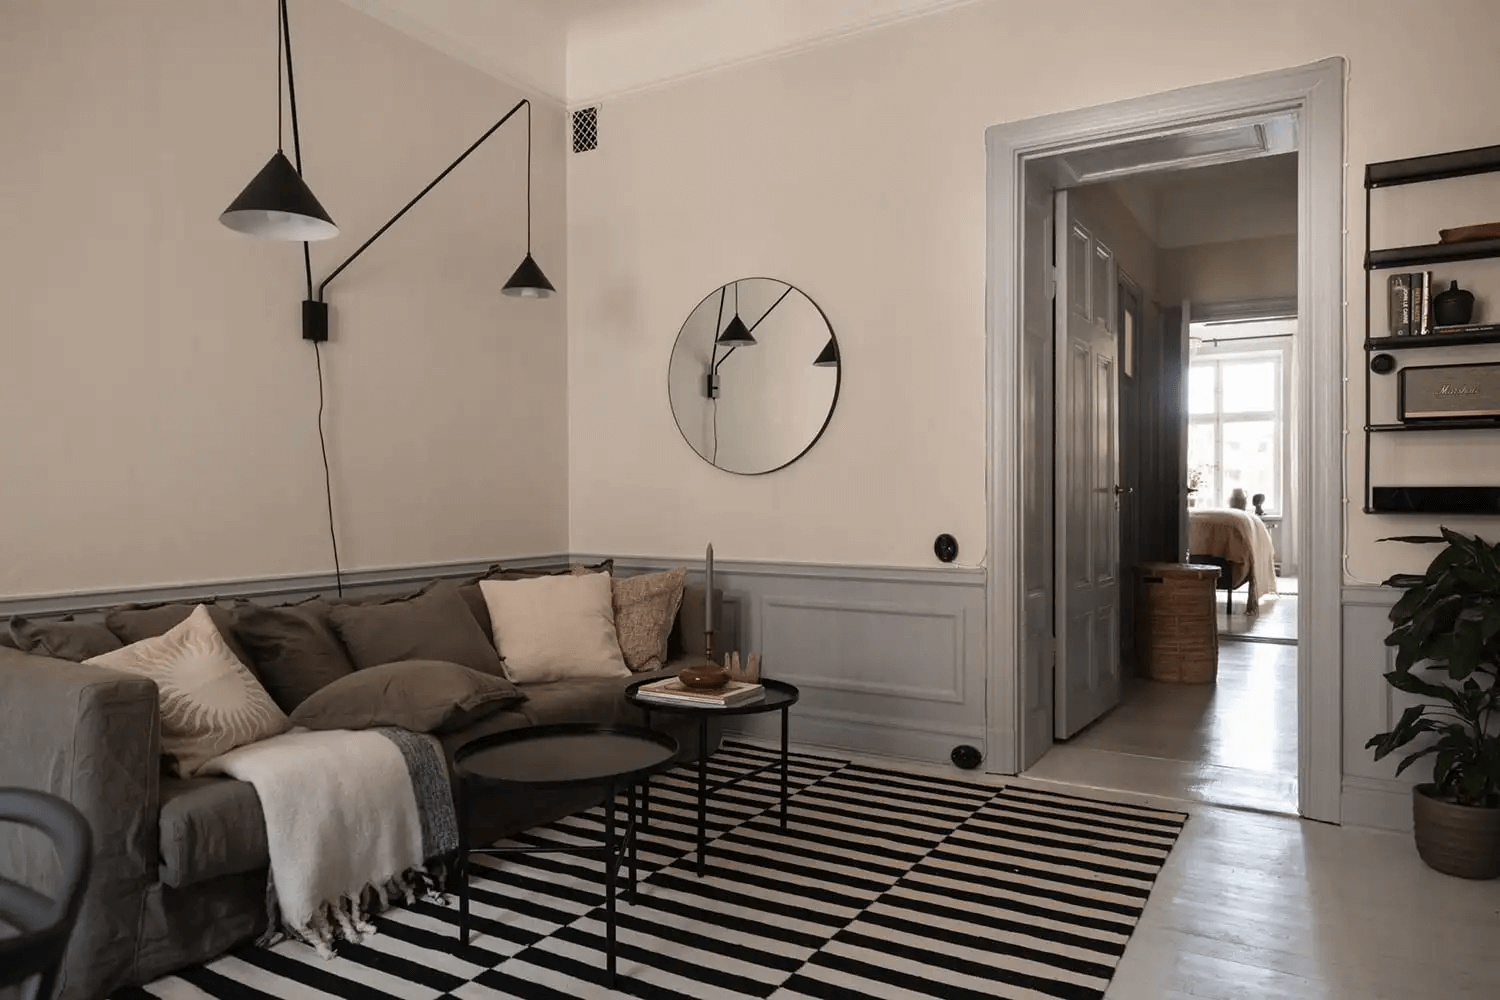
(1187, 349, 1283, 512)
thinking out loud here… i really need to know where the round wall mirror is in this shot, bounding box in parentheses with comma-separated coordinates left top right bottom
(668, 278, 841, 475)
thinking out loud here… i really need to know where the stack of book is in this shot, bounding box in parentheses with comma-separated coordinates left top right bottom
(1388, 270, 1433, 336)
(635, 677, 765, 708)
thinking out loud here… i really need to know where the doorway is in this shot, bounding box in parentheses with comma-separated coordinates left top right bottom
(983, 60, 1345, 823)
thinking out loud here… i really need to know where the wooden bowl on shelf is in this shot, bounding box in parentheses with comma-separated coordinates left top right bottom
(677, 663, 730, 690)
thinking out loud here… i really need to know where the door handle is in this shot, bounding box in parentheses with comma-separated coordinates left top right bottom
(1113, 485, 1133, 495)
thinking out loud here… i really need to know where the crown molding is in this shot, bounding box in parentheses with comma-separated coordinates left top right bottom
(565, 0, 992, 109)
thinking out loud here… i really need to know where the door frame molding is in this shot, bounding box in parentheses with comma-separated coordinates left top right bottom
(983, 58, 1345, 823)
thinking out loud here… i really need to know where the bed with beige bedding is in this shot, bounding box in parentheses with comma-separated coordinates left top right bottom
(1188, 508, 1278, 613)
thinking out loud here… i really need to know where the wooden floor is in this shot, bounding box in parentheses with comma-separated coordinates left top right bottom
(1219, 576, 1297, 644)
(1025, 640, 1299, 813)
(741, 736, 1500, 999)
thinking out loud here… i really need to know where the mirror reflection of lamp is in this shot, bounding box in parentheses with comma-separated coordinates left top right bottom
(705, 280, 766, 397)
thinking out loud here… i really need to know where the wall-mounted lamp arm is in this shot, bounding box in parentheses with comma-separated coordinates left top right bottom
(301, 98, 530, 341)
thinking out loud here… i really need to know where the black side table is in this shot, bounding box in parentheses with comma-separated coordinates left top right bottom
(452, 723, 679, 986)
(625, 677, 800, 875)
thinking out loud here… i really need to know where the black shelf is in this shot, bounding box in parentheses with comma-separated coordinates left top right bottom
(1366, 327, 1500, 350)
(1366, 144, 1500, 189)
(1368, 486, 1500, 515)
(1366, 237, 1500, 270)
(1368, 418, 1500, 432)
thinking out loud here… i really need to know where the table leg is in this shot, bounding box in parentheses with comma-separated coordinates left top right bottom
(641, 708, 652, 828)
(696, 714, 709, 876)
(628, 781, 639, 898)
(780, 706, 790, 832)
(457, 777, 470, 946)
(604, 783, 617, 987)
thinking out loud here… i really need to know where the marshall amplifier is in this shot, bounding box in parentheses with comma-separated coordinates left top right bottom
(1398, 361, 1500, 421)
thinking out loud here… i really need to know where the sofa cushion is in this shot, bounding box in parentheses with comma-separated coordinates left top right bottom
(481, 572, 629, 684)
(612, 567, 687, 672)
(230, 600, 355, 712)
(435, 707, 533, 765)
(105, 601, 258, 678)
(88, 605, 291, 778)
(514, 665, 679, 728)
(290, 660, 525, 733)
(327, 581, 507, 677)
(8, 614, 123, 661)
(157, 776, 270, 888)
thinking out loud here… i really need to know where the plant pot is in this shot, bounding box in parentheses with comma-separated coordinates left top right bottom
(1412, 784, 1500, 879)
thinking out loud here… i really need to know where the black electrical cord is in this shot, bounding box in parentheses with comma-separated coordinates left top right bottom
(312, 341, 343, 596)
(281, 0, 342, 595)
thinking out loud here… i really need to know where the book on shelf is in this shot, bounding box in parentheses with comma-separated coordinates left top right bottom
(1414, 270, 1433, 336)
(1433, 323, 1500, 335)
(1388, 273, 1412, 336)
(634, 677, 765, 707)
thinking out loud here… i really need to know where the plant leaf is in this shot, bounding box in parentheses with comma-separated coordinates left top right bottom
(1377, 536, 1448, 545)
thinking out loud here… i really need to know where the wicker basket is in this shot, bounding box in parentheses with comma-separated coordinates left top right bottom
(1136, 562, 1219, 683)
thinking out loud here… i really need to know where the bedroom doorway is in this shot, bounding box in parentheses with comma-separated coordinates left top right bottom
(984, 59, 1345, 823)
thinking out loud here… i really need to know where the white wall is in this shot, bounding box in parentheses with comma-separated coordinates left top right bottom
(1159, 234, 1299, 304)
(0, 0, 569, 599)
(567, 0, 1500, 579)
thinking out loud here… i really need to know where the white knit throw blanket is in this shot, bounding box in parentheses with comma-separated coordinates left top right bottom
(202, 727, 457, 956)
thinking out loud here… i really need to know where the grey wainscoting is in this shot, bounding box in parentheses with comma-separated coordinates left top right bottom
(595, 556, 989, 765)
(1341, 585, 1417, 831)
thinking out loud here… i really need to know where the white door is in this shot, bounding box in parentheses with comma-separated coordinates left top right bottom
(1054, 190, 1123, 739)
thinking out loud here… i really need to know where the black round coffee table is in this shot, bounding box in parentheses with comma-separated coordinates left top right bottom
(625, 677, 800, 875)
(452, 723, 679, 985)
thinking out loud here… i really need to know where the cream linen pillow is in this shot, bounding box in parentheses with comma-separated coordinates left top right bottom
(481, 572, 630, 684)
(88, 604, 289, 777)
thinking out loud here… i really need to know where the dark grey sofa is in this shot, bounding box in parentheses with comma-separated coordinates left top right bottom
(0, 581, 728, 1000)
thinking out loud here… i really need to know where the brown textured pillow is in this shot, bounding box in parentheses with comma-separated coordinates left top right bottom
(327, 581, 506, 676)
(288, 660, 524, 733)
(9, 615, 123, 661)
(612, 568, 688, 672)
(106, 602, 258, 674)
(230, 601, 355, 712)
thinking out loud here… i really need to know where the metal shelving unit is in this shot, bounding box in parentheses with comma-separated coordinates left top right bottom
(1363, 143, 1500, 515)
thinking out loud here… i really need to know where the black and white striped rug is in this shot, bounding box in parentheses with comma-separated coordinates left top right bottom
(120, 741, 1186, 1000)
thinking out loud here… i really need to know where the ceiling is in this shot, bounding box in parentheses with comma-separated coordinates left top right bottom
(341, 0, 986, 105)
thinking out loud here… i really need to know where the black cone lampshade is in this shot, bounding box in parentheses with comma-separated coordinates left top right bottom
(717, 314, 756, 347)
(502, 252, 556, 298)
(813, 337, 839, 367)
(220, 151, 338, 242)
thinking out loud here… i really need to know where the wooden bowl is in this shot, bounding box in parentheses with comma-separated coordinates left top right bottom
(677, 664, 730, 690)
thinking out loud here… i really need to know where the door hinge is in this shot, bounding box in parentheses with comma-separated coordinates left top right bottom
(1048, 265, 1059, 300)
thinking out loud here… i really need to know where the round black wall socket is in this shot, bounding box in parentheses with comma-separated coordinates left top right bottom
(1371, 353, 1396, 375)
(951, 744, 982, 770)
(934, 534, 959, 563)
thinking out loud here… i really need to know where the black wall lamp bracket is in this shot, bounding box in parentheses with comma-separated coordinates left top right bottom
(300, 97, 549, 341)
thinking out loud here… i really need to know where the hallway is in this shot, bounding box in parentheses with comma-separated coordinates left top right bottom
(1025, 639, 1298, 813)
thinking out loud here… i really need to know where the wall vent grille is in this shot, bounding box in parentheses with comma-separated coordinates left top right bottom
(572, 106, 599, 153)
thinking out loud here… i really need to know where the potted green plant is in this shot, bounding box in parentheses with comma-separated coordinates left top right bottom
(1368, 528, 1500, 879)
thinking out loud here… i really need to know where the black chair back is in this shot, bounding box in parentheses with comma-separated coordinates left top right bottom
(0, 789, 93, 1000)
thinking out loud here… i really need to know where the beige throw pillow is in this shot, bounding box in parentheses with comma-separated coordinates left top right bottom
(88, 605, 289, 777)
(612, 567, 688, 672)
(481, 572, 630, 684)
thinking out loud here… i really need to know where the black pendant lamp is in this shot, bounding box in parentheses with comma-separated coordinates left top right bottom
(501, 102, 555, 298)
(813, 337, 839, 367)
(716, 282, 757, 347)
(220, 0, 337, 241)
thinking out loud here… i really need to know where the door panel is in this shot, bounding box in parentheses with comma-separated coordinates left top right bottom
(1054, 190, 1123, 740)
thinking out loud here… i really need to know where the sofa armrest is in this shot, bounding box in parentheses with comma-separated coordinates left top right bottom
(0, 646, 161, 1000)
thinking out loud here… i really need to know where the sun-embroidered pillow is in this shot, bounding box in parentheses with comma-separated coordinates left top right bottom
(88, 604, 289, 777)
